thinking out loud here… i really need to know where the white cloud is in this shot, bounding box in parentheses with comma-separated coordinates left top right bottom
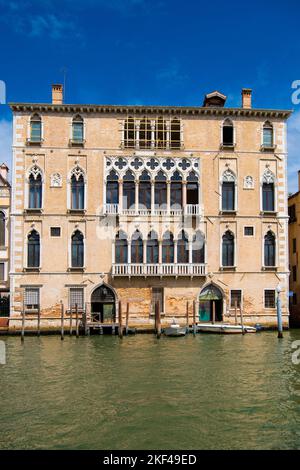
(287, 109, 300, 195)
(0, 119, 12, 180)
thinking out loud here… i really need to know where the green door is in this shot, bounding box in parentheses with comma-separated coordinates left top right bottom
(199, 300, 211, 322)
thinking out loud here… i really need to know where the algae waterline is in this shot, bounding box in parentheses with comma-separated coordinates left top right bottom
(0, 331, 300, 450)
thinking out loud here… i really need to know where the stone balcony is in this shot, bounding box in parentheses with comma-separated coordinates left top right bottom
(112, 263, 206, 278)
(103, 204, 201, 217)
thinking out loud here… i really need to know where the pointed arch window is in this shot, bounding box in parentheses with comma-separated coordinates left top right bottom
(115, 231, 128, 264)
(72, 115, 84, 143)
(222, 170, 236, 211)
(71, 167, 85, 210)
(162, 231, 174, 263)
(0, 211, 5, 246)
(147, 231, 159, 264)
(171, 171, 182, 208)
(262, 170, 275, 212)
(27, 230, 40, 268)
(177, 230, 189, 263)
(30, 114, 42, 142)
(123, 170, 135, 210)
(71, 231, 84, 268)
(155, 171, 167, 207)
(106, 170, 119, 204)
(139, 170, 151, 209)
(222, 231, 234, 267)
(222, 118, 234, 146)
(263, 121, 274, 148)
(131, 230, 143, 263)
(28, 166, 43, 209)
(187, 171, 199, 204)
(192, 231, 205, 263)
(264, 231, 276, 267)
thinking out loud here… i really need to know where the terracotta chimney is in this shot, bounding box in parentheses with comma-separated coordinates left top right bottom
(0, 163, 9, 181)
(241, 88, 252, 109)
(52, 84, 63, 104)
(298, 170, 300, 191)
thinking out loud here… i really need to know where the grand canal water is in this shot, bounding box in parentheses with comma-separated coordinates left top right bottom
(1, 331, 300, 450)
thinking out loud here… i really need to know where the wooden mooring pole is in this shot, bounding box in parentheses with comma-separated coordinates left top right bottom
(155, 301, 161, 338)
(70, 308, 73, 336)
(186, 301, 189, 333)
(240, 306, 245, 335)
(125, 302, 129, 335)
(60, 301, 64, 340)
(193, 300, 196, 335)
(118, 301, 123, 338)
(234, 300, 238, 325)
(75, 303, 79, 338)
(21, 306, 25, 342)
(37, 304, 41, 337)
(212, 301, 216, 325)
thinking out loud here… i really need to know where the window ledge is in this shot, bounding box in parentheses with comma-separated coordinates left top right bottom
(67, 209, 86, 215)
(24, 208, 43, 214)
(26, 139, 44, 146)
(69, 139, 85, 147)
(261, 145, 276, 152)
(23, 267, 41, 273)
(68, 267, 85, 272)
(261, 211, 277, 217)
(220, 210, 237, 216)
(262, 266, 278, 272)
(220, 266, 236, 271)
(220, 143, 236, 150)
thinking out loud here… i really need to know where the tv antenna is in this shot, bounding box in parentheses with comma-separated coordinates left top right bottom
(60, 67, 67, 103)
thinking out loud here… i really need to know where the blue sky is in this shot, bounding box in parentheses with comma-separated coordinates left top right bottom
(0, 0, 300, 191)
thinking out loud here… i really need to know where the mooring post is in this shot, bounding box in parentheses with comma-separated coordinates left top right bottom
(60, 301, 64, 340)
(186, 301, 189, 333)
(37, 303, 41, 337)
(212, 301, 216, 325)
(234, 300, 238, 325)
(70, 308, 73, 336)
(21, 305, 25, 342)
(125, 302, 129, 335)
(75, 303, 79, 338)
(193, 300, 196, 335)
(276, 285, 283, 339)
(240, 306, 245, 335)
(118, 301, 123, 338)
(156, 301, 161, 339)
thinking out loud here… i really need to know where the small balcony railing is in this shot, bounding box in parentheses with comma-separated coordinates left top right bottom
(112, 263, 206, 277)
(103, 204, 201, 217)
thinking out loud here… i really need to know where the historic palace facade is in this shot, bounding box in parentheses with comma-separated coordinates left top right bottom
(9, 85, 291, 327)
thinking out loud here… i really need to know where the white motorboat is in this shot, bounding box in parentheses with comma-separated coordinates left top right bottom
(164, 319, 187, 337)
(196, 323, 257, 334)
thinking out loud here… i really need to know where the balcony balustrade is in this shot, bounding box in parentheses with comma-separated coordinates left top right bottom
(103, 204, 200, 217)
(112, 263, 206, 277)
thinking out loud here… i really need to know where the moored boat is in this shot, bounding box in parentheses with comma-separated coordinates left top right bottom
(196, 323, 257, 334)
(164, 319, 187, 337)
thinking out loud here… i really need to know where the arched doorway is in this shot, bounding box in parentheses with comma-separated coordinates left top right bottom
(199, 284, 223, 323)
(91, 284, 116, 323)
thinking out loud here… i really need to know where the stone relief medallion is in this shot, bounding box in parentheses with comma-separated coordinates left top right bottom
(244, 175, 254, 189)
(50, 173, 62, 187)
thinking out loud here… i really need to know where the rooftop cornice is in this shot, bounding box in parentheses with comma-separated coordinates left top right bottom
(8, 102, 293, 119)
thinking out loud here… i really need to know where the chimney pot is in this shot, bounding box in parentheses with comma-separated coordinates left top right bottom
(52, 84, 63, 105)
(0, 163, 9, 181)
(242, 88, 252, 109)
